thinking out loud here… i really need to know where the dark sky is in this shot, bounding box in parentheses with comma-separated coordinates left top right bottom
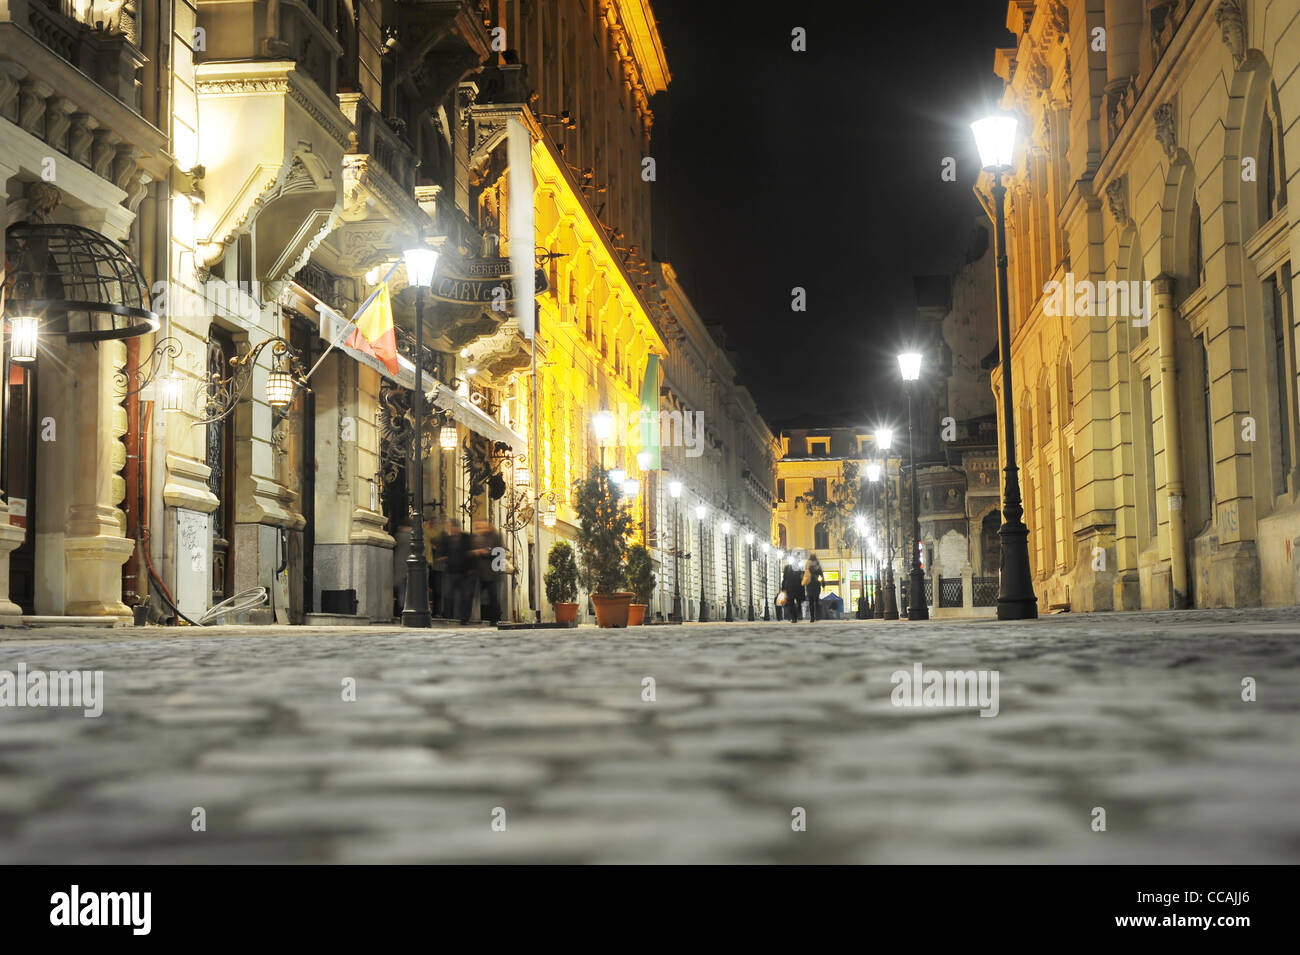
(649, 0, 1011, 425)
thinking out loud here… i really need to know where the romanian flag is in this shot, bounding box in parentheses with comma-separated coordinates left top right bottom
(345, 282, 399, 375)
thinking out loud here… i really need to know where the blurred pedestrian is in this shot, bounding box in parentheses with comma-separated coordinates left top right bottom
(804, 553, 825, 621)
(781, 561, 804, 623)
(469, 518, 504, 624)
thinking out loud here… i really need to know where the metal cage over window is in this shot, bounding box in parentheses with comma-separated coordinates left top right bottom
(3, 223, 158, 342)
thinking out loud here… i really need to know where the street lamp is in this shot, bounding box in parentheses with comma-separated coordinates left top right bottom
(874, 431, 899, 620)
(760, 540, 770, 620)
(401, 245, 438, 628)
(899, 351, 929, 621)
(744, 531, 755, 620)
(593, 410, 613, 469)
(609, 468, 626, 486)
(719, 520, 733, 621)
(9, 316, 38, 363)
(972, 113, 1038, 620)
(669, 480, 683, 621)
(854, 514, 868, 618)
(695, 503, 708, 622)
(865, 461, 882, 618)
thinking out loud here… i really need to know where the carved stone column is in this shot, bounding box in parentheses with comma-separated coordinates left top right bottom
(63, 339, 135, 619)
(0, 160, 26, 625)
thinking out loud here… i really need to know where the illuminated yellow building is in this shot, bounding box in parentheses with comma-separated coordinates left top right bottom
(468, 0, 672, 620)
(985, 0, 1300, 610)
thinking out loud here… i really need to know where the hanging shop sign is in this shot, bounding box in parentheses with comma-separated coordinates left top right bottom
(428, 256, 548, 306)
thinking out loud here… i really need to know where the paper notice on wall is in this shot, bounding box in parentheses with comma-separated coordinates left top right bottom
(507, 116, 535, 340)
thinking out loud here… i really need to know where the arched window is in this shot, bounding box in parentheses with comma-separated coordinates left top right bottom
(814, 522, 830, 551)
(1256, 96, 1288, 222)
(778, 524, 788, 549)
(1063, 358, 1074, 424)
(1190, 198, 1205, 289)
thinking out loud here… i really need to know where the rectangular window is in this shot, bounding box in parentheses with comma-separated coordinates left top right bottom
(1142, 378, 1158, 543)
(777, 478, 785, 502)
(1202, 337, 1215, 519)
(812, 478, 827, 503)
(1268, 275, 1293, 493)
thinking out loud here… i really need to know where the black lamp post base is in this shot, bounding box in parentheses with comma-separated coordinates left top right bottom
(907, 568, 929, 620)
(997, 518, 1038, 620)
(401, 610, 431, 628)
(883, 576, 899, 620)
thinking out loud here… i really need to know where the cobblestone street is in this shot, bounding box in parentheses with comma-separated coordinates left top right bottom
(0, 609, 1297, 864)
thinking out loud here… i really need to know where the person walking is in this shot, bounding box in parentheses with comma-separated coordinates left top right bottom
(781, 561, 805, 623)
(804, 553, 825, 622)
(469, 518, 504, 625)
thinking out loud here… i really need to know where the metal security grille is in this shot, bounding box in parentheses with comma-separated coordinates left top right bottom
(939, 577, 963, 608)
(973, 576, 999, 607)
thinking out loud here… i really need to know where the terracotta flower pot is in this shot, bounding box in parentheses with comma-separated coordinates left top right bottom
(591, 592, 632, 628)
(627, 603, 647, 626)
(554, 602, 578, 625)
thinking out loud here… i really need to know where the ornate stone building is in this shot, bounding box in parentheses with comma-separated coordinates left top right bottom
(985, 0, 1300, 610)
(655, 261, 779, 623)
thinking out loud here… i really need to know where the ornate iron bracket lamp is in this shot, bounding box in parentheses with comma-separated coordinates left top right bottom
(194, 335, 307, 425)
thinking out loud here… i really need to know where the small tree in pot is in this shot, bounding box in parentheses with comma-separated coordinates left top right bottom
(625, 543, 655, 626)
(573, 463, 633, 627)
(544, 540, 580, 625)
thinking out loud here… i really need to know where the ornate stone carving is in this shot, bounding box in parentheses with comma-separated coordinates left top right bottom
(45, 97, 75, 150)
(18, 79, 50, 136)
(0, 67, 19, 116)
(1215, 0, 1247, 69)
(23, 181, 62, 222)
(1047, 0, 1068, 38)
(1106, 178, 1130, 226)
(68, 113, 96, 165)
(1154, 102, 1177, 160)
(113, 145, 141, 191)
(92, 128, 119, 179)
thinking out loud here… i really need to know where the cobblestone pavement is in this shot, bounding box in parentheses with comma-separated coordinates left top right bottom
(0, 608, 1297, 864)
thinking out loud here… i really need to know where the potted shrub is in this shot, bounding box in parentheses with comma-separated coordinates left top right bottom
(544, 540, 580, 625)
(625, 543, 655, 626)
(573, 464, 633, 627)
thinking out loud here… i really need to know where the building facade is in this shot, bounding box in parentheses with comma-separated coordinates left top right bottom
(773, 424, 901, 613)
(986, 0, 1300, 611)
(654, 261, 779, 623)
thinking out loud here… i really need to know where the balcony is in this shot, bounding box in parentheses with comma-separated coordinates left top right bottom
(3, 0, 145, 111)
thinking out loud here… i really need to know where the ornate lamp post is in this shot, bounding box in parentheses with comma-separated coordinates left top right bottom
(592, 410, 613, 470)
(866, 462, 883, 619)
(669, 479, 683, 621)
(695, 503, 708, 622)
(401, 246, 438, 629)
(854, 513, 869, 618)
(744, 531, 755, 620)
(720, 519, 734, 621)
(760, 541, 771, 620)
(899, 351, 929, 621)
(973, 114, 1038, 620)
(874, 432, 899, 620)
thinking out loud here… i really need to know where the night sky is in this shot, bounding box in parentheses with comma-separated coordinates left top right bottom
(649, 0, 1011, 426)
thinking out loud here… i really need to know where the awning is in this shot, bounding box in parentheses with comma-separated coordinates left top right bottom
(316, 301, 525, 453)
(431, 386, 526, 453)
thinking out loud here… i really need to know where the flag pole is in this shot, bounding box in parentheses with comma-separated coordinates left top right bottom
(303, 259, 404, 384)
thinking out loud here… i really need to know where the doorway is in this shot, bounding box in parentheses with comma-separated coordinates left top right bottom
(3, 359, 37, 613)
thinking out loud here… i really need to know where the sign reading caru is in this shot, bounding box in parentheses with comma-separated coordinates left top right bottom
(429, 256, 549, 305)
